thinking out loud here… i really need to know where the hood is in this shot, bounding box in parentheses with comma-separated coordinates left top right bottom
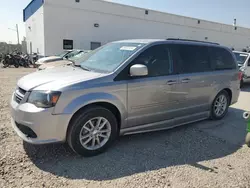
(18, 66, 104, 91)
(38, 60, 72, 70)
(36, 56, 63, 65)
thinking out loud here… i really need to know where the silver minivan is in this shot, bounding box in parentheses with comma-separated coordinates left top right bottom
(10, 39, 240, 156)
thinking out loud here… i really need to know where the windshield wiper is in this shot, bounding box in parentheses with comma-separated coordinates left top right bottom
(68, 59, 91, 71)
(70, 62, 90, 71)
(69, 60, 82, 68)
(79, 65, 91, 71)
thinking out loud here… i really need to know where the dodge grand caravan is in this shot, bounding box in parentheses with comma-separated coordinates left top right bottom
(11, 39, 240, 156)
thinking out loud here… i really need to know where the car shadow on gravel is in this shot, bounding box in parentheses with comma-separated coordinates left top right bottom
(23, 107, 246, 181)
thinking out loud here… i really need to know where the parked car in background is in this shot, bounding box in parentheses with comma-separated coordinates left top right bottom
(38, 51, 91, 71)
(35, 49, 82, 66)
(11, 39, 240, 157)
(233, 51, 250, 87)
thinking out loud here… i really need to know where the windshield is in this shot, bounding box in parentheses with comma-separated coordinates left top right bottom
(69, 51, 88, 62)
(233, 52, 249, 65)
(66, 50, 82, 59)
(57, 51, 70, 58)
(69, 51, 88, 65)
(79, 42, 145, 72)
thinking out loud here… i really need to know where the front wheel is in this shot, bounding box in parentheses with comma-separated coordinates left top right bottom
(2, 60, 7, 65)
(210, 90, 230, 120)
(3, 61, 9, 68)
(67, 106, 118, 157)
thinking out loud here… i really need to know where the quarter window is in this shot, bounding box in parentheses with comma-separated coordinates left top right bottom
(210, 47, 236, 70)
(133, 44, 173, 77)
(172, 44, 211, 73)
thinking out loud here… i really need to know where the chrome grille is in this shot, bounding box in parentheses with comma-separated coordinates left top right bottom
(14, 87, 26, 104)
(15, 94, 22, 103)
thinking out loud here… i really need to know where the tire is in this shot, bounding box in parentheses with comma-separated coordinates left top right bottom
(14, 64, 19, 68)
(240, 79, 244, 88)
(3, 63, 9, 68)
(24, 63, 30, 68)
(246, 133, 250, 147)
(2, 60, 7, 65)
(67, 106, 118, 157)
(210, 90, 230, 120)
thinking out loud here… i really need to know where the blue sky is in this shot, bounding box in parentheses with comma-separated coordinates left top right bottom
(0, 0, 249, 44)
(0, 0, 30, 44)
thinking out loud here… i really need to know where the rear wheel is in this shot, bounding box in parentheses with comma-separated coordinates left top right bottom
(210, 90, 230, 120)
(23, 61, 30, 68)
(240, 79, 244, 88)
(67, 106, 118, 157)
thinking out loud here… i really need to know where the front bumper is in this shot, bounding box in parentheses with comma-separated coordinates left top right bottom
(10, 94, 71, 144)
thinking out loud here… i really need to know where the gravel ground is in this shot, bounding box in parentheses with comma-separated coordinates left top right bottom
(1, 68, 250, 188)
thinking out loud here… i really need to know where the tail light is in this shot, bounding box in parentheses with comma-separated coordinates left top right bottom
(238, 71, 243, 80)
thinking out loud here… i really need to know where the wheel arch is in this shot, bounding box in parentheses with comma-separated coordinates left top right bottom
(211, 88, 233, 105)
(223, 88, 232, 104)
(64, 93, 126, 139)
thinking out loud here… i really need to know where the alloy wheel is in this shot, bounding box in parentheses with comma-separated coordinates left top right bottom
(79, 117, 111, 150)
(214, 94, 228, 117)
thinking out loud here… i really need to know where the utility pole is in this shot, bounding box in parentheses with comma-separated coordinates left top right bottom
(233, 18, 237, 30)
(16, 24, 20, 45)
(8, 24, 20, 45)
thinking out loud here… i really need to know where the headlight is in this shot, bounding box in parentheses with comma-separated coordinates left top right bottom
(240, 66, 246, 72)
(28, 91, 61, 108)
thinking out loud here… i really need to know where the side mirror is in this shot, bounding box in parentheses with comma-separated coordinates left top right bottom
(65, 55, 69, 59)
(130, 64, 148, 77)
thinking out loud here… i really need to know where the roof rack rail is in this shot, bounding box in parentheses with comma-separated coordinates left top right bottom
(166, 38, 220, 45)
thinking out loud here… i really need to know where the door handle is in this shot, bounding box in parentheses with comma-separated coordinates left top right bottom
(181, 78, 190, 83)
(166, 80, 178, 85)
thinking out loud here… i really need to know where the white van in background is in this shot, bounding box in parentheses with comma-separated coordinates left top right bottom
(233, 51, 250, 87)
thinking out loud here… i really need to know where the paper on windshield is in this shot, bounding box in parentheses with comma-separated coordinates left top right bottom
(120, 46, 137, 51)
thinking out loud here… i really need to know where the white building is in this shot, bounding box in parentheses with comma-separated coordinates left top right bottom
(24, 0, 250, 56)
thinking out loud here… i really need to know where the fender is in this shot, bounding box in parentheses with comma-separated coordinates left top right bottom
(58, 92, 127, 122)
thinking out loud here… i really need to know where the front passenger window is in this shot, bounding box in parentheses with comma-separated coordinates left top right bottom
(133, 45, 172, 77)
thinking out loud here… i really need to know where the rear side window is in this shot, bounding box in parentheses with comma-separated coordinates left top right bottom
(209, 47, 236, 70)
(172, 44, 211, 73)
